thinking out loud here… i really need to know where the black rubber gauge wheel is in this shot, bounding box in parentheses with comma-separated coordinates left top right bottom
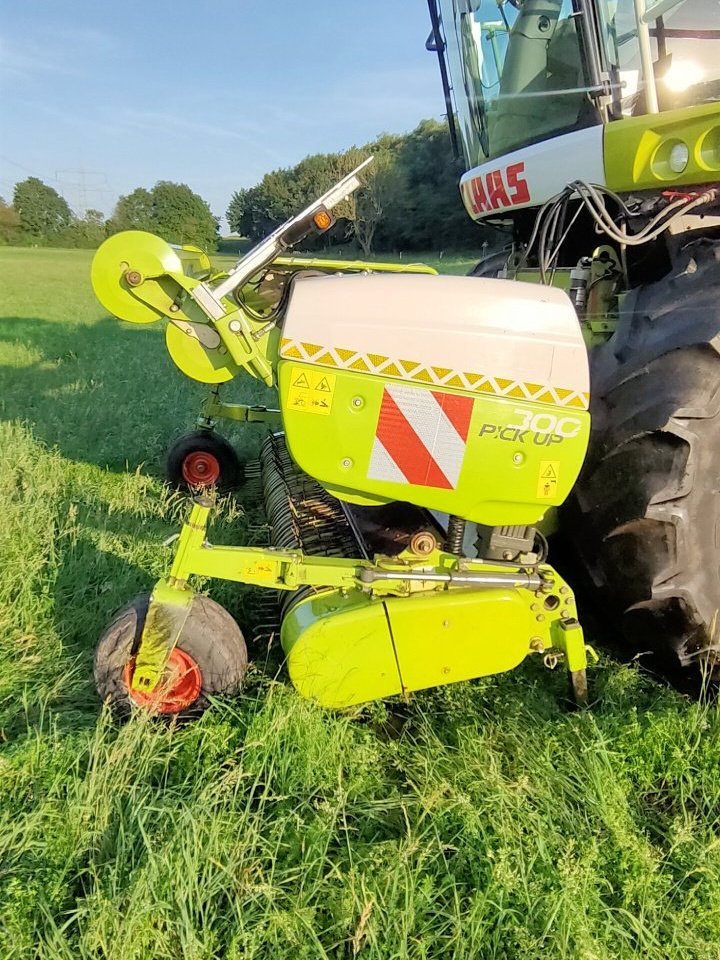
(94, 594, 248, 719)
(166, 429, 241, 491)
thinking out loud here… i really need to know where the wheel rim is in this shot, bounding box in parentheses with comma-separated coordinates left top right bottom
(182, 450, 221, 486)
(123, 648, 203, 714)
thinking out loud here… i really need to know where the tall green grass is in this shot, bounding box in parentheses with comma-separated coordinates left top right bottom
(1, 247, 720, 959)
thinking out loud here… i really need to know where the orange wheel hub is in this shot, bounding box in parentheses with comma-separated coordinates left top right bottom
(182, 451, 220, 486)
(124, 648, 202, 715)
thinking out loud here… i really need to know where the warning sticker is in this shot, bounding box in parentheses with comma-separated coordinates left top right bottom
(536, 460, 560, 499)
(287, 367, 336, 416)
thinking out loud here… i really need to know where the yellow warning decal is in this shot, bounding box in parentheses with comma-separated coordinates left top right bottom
(287, 366, 336, 416)
(537, 461, 560, 499)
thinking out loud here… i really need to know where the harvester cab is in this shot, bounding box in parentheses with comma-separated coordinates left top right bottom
(91, 162, 597, 718)
(427, 0, 720, 678)
(428, 0, 719, 216)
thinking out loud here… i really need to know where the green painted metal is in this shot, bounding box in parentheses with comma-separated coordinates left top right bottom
(92, 231, 277, 385)
(280, 361, 590, 526)
(165, 321, 242, 384)
(92, 231, 184, 325)
(199, 393, 282, 426)
(91, 232, 437, 390)
(130, 580, 193, 693)
(92, 193, 596, 708)
(281, 590, 401, 707)
(265, 255, 437, 276)
(386, 586, 548, 691)
(604, 102, 720, 193)
(135, 499, 592, 704)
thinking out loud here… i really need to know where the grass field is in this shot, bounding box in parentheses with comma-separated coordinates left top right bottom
(2, 246, 720, 959)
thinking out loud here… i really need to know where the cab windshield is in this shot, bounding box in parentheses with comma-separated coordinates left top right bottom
(605, 0, 720, 113)
(440, 0, 720, 167)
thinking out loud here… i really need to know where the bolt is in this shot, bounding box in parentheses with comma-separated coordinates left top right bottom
(559, 586, 569, 595)
(561, 608, 571, 618)
(530, 637, 545, 652)
(513, 452, 523, 464)
(352, 397, 363, 408)
(125, 270, 142, 286)
(531, 603, 540, 612)
(342, 458, 352, 468)
(409, 530, 437, 556)
(442, 619, 450, 628)
(169, 303, 180, 313)
(536, 614, 546, 623)
(228, 319, 241, 333)
(442, 666, 450, 675)
(502, 550, 513, 560)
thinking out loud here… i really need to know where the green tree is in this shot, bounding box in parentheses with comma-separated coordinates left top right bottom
(111, 188, 154, 233)
(13, 177, 72, 241)
(150, 181, 218, 249)
(108, 182, 218, 250)
(0, 197, 22, 245)
(60, 209, 106, 249)
(225, 119, 493, 255)
(389, 119, 482, 251)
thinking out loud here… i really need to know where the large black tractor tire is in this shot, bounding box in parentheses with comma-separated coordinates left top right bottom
(466, 249, 511, 278)
(95, 594, 248, 719)
(569, 238, 720, 677)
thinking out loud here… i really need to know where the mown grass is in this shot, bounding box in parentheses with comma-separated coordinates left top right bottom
(1, 247, 720, 959)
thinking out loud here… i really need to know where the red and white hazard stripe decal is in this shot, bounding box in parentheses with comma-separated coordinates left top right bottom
(368, 385, 473, 490)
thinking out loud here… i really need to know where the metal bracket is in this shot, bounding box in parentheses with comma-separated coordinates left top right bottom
(200, 394, 282, 425)
(131, 581, 193, 693)
(550, 618, 589, 673)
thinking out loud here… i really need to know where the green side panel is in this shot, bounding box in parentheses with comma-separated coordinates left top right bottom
(386, 587, 535, 693)
(604, 102, 720, 192)
(280, 590, 402, 708)
(281, 580, 575, 707)
(279, 361, 590, 526)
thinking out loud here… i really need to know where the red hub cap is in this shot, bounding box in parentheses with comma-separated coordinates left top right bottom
(124, 648, 203, 715)
(182, 450, 221, 487)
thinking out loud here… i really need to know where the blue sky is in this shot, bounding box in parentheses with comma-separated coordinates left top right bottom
(0, 1, 444, 227)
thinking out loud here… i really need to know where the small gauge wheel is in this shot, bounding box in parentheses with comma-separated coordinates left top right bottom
(166, 430, 241, 491)
(94, 594, 248, 720)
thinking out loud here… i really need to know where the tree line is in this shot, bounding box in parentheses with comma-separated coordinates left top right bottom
(1, 120, 489, 254)
(227, 120, 487, 254)
(0, 178, 218, 250)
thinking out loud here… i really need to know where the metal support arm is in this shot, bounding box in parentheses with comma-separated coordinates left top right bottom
(200, 394, 282, 426)
(167, 501, 552, 597)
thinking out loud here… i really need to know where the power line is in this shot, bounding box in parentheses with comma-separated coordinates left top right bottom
(0, 156, 118, 216)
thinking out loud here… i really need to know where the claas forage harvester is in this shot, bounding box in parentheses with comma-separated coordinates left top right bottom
(90, 161, 596, 718)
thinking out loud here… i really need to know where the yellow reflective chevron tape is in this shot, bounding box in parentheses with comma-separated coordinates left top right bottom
(279, 338, 589, 410)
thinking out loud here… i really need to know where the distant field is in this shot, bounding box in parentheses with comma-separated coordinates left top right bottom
(1, 246, 720, 959)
